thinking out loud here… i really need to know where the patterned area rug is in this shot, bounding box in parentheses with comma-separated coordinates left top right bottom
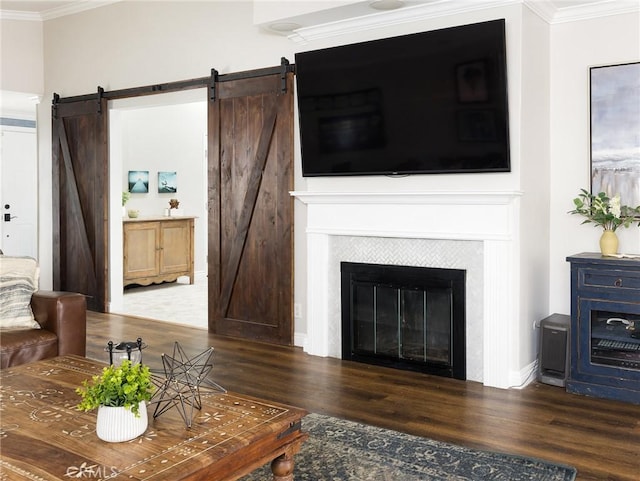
(242, 413, 577, 481)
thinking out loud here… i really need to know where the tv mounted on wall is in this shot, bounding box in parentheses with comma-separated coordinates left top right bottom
(295, 19, 510, 177)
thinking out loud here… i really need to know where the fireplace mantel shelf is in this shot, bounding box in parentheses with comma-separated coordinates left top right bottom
(291, 190, 522, 242)
(291, 191, 523, 205)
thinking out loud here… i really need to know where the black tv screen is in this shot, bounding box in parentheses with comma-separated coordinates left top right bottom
(295, 19, 510, 177)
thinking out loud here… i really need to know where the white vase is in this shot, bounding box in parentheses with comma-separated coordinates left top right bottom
(96, 401, 148, 442)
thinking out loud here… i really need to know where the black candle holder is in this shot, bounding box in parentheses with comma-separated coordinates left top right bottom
(105, 337, 147, 365)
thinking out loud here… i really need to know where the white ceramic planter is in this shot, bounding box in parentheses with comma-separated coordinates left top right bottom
(96, 401, 148, 443)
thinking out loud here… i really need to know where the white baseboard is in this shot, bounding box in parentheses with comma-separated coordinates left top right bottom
(510, 359, 539, 389)
(294, 332, 307, 349)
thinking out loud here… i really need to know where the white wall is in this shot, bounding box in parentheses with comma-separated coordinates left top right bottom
(518, 7, 550, 373)
(0, 18, 43, 94)
(117, 100, 208, 272)
(549, 13, 640, 315)
(8, 0, 637, 367)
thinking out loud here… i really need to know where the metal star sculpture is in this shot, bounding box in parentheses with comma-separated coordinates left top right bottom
(149, 342, 226, 428)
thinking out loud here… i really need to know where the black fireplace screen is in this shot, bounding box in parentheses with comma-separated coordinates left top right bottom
(341, 262, 466, 379)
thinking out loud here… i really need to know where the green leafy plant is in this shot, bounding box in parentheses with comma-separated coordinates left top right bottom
(76, 360, 154, 417)
(569, 189, 640, 232)
(122, 191, 130, 206)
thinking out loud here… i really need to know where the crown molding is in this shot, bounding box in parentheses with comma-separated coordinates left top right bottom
(0, 0, 121, 22)
(286, 0, 519, 44)
(265, 0, 640, 44)
(523, 0, 640, 24)
(0, 9, 40, 21)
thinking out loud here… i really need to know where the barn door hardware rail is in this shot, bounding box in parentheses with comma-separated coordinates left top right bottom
(208, 57, 294, 101)
(280, 57, 291, 94)
(210, 68, 219, 102)
(52, 86, 104, 119)
(51, 58, 295, 106)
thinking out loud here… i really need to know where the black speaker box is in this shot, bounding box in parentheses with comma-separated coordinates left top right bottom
(538, 313, 571, 387)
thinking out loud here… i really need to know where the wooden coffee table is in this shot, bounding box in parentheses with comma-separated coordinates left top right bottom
(0, 355, 308, 480)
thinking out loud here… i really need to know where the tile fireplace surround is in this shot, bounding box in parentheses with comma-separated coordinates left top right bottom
(292, 191, 523, 389)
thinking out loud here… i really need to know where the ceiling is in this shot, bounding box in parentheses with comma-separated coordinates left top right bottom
(0, 0, 637, 23)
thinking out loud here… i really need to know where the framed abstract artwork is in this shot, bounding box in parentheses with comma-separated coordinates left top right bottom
(590, 62, 640, 207)
(128, 170, 149, 193)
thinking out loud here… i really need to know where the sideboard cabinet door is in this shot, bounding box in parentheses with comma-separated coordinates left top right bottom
(160, 220, 193, 276)
(123, 221, 160, 283)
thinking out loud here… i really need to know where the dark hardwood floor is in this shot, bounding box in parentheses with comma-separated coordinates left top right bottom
(87, 311, 640, 481)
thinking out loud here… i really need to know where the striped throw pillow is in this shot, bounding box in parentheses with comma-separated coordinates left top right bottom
(0, 256, 41, 330)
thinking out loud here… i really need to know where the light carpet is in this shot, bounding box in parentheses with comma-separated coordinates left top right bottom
(242, 413, 577, 481)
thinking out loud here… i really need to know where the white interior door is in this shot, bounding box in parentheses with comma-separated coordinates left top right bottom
(0, 126, 38, 258)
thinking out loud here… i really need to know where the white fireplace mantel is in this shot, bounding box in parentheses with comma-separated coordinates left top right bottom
(292, 191, 520, 241)
(292, 190, 525, 389)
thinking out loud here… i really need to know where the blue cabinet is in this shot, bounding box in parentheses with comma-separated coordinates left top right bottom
(566, 253, 640, 404)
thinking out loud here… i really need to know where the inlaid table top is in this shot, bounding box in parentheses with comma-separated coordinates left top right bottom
(0, 355, 308, 481)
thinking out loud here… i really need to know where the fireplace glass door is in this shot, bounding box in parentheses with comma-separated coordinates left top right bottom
(342, 262, 465, 379)
(352, 284, 452, 364)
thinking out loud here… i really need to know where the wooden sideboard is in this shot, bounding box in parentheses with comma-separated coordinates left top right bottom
(123, 216, 195, 287)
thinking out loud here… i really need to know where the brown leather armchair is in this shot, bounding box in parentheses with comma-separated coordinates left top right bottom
(0, 291, 87, 369)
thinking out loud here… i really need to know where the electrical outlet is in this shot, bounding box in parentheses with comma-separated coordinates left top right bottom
(294, 303, 302, 319)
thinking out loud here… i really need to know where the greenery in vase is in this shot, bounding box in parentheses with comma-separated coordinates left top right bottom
(122, 191, 130, 206)
(76, 360, 154, 417)
(569, 189, 640, 232)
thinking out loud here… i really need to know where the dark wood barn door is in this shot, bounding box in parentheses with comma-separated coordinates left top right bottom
(51, 94, 109, 312)
(208, 72, 294, 345)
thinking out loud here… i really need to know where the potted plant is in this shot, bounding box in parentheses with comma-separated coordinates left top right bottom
(122, 191, 131, 218)
(76, 360, 154, 442)
(569, 188, 640, 255)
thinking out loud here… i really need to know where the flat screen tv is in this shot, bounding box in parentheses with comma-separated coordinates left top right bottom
(295, 19, 510, 177)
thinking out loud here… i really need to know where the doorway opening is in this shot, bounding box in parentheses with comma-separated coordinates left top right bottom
(108, 89, 208, 329)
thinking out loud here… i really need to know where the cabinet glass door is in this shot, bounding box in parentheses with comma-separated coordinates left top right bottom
(590, 309, 640, 371)
(577, 299, 640, 380)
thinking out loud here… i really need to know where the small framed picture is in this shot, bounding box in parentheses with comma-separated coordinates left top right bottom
(456, 61, 488, 103)
(158, 171, 177, 193)
(128, 170, 149, 193)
